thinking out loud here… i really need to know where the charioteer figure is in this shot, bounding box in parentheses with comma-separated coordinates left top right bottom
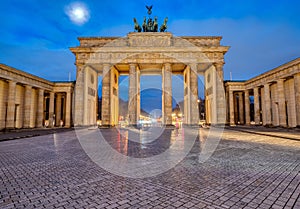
(133, 5, 168, 33)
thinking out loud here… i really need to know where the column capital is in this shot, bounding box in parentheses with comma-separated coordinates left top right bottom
(102, 63, 111, 69)
(129, 63, 137, 68)
(164, 63, 172, 67)
(102, 63, 111, 67)
(24, 84, 32, 89)
(294, 72, 300, 78)
(237, 92, 243, 96)
(38, 88, 44, 94)
(129, 63, 137, 72)
(189, 63, 198, 72)
(8, 80, 16, 85)
(214, 62, 224, 81)
(198, 63, 211, 71)
(214, 62, 224, 69)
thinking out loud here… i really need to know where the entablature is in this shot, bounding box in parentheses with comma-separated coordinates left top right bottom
(0, 64, 54, 91)
(71, 50, 228, 66)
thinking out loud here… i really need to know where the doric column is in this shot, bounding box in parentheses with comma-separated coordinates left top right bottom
(65, 90, 72, 127)
(233, 93, 238, 124)
(229, 90, 235, 125)
(238, 92, 244, 124)
(253, 87, 260, 125)
(0, 81, 6, 130)
(36, 89, 44, 128)
(102, 64, 112, 126)
(74, 65, 84, 126)
(244, 90, 250, 125)
(128, 64, 139, 125)
(263, 84, 271, 126)
(261, 87, 266, 125)
(23, 85, 32, 128)
(55, 93, 62, 126)
(6, 81, 16, 129)
(286, 79, 297, 127)
(294, 73, 300, 126)
(49, 92, 55, 127)
(162, 63, 173, 125)
(214, 62, 226, 124)
(271, 84, 279, 126)
(184, 66, 191, 124)
(29, 88, 37, 128)
(277, 79, 286, 127)
(190, 64, 199, 125)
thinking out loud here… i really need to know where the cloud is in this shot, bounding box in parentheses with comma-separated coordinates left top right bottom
(0, 43, 75, 81)
(169, 17, 300, 80)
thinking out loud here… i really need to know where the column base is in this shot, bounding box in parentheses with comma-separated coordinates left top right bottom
(263, 124, 273, 128)
(99, 125, 113, 129)
(279, 124, 287, 128)
(4, 127, 15, 131)
(163, 124, 175, 128)
(210, 123, 226, 127)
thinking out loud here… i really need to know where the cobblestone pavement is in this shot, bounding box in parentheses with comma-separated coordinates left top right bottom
(0, 128, 74, 141)
(0, 127, 300, 208)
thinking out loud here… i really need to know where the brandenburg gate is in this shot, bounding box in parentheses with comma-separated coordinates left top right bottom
(70, 32, 229, 127)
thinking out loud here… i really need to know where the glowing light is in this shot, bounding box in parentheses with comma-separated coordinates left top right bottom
(65, 2, 90, 25)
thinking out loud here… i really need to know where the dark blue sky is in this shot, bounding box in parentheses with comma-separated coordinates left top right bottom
(1, 0, 300, 111)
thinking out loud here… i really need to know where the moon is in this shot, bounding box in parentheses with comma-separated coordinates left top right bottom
(65, 2, 90, 25)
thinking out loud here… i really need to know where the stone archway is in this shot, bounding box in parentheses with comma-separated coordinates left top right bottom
(70, 32, 229, 126)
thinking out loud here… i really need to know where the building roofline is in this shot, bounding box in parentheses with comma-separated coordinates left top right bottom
(224, 80, 246, 83)
(52, 81, 76, 84)
(0, 63, 54, 86)
(245, 57, 300, 84)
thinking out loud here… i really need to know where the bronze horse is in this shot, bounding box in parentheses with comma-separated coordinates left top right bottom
(133, 18, 142, 32)
(160, 17, 168, 32)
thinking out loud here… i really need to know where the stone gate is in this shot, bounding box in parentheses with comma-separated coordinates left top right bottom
(70, 32, 229, 126)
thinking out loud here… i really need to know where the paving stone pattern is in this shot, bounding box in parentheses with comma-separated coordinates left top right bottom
(0, 127, 300, 208)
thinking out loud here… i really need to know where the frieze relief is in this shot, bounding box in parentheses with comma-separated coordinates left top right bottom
(173, 37, 221, 47)
(78, 51, 223, 65)
(128, 33, 171, 47)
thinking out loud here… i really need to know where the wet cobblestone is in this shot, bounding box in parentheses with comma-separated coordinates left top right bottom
(0, 127, 300, 208)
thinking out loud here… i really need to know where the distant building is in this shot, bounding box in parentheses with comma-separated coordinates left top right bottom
(225, 58, 300, 127)
(0, 64, 74, 130)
